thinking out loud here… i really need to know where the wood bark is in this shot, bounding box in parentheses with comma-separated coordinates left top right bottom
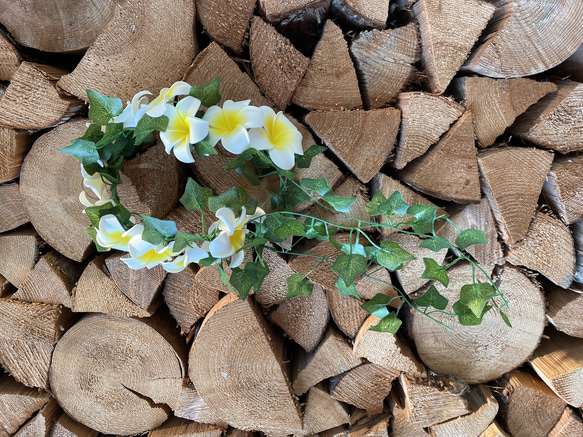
(303, 385, 350, 434)
(543, 155, 583, 225)
(0, 228, 39, 288)
(0, 182, 29, 232)
(330, 0, 389, 30)
(0, 128, 35, 184)
(0, 32, 21, 81)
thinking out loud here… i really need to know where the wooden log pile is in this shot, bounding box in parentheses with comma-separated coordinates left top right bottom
(1, 0, 583, 435)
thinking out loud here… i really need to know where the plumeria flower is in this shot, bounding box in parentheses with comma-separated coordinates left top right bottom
(145, 81, 192, 118)
(115, 90, 151, 128)
(122, 235, 175, 270)
(248, 106, 303, 170)
(79, 163, 115, 211)
(161, 244, 209, 273)
(202, 100, 264, 154)
(207, 206, 265, 268)
(95, 215, 143, 251)
(160, 96, 209, 163)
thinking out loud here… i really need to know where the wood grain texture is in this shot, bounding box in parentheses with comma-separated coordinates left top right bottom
(543, 155, 583, 225)
(303, 385, 349, 434)
(330, 0, 390, 29)
(0, 182, 29, 232)
(0, 228, 39, 288)
(0, 32, 21, 81)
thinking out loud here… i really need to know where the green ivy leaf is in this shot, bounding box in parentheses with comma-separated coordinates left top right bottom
(140, 216, 178, 245)
(239, 237, 269, 252)
(199, 255, 218, 267)
(278, 168, 297, 181)
(193, 137, 218, 158)
(419, 237, 451, 252)
(95, 122, 124, 148)
(236, 164, 260, 186)
(60, 139, 100, 166)
(453, 301, 491, 326)
(134, 114, 169, 145)
(339, 242, 368, 258)
(251, 150, 274, 169)
(322, 195, 356, 213)
(459, 282, 497, 318)
(260, 216, 305, 243)
(361, 293, 391, 319)
(414, 285, 448, 310)
(221, 149, 258, 171)
(421, 257, 449, 287)
(369, 312, 402, 333)
(81, 123, 105, 143)
(406, 204, 439, 234)
(499, 309, 512, 328)
(85, 203, 133, 229)
(283, 183, 310, 209)
(376, 240, 416, 271)
(366, 190, 409, 217)
(332, 254, 368, 287)
(86, 89, 123, 125)
(208, 187, 258, 217)
(173, 232, 205, 253)
(301, 178, 332, 196)
(189, 77, 221, 108)
(230, 261, 270, 300)
(455, 229, 489, 251)
(304, 218, 328, 239)
(295, 144, 326, 169)
(85, 226, 110, 252)
(336, 277, 360, 299)
(286, 273, 314, 298)
(180, 178, 213, 212)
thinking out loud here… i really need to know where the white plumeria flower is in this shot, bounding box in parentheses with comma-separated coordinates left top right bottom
(161, 244, 209, 273)
(202, 100, 264, 154)
(95, 215, 143, 251)
(79, 163, 115, 211)
(123, 235, 175, 270)
(115, 90, 151, 128)
(159, 96, 209, 163)
(248, 106, 303, 170)
(145, 81, 192, 118)
(207, 206, 265, 268)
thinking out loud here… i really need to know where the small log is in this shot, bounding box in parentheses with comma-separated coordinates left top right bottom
(350, 23, 420, 108)
(165, 205, 204, 237)
(330, 0, 389, 30)
(58, 0, 196, 104)
(546, 285, 583, 338)
(303, 385, 350, 434)
(511, 81, 583, 153)
(48, 412, 99, 437)
(0, 128, 35, 184)
(14, 398, 60, 437)
(189, 294, 303, 434)
(428, 385, 499, 437)
(0, 228, 39, 288)
(19, 119, 93, 262)
(398, 111, 481, 203)
(0, 182, 29, 232)
(0, 299, 75, 389)
(72, 254, 153, 318)
(0, 374, 51, 437)
(463, 1, 583, 78)
(478, 146, 554, 246)
(254, 249, 296, 306)
(393, 92, 465, 169)
(270, 283, 329, 352)
(414, 0, 495, 94)
(0, 32, 21, 81)
(554, 42, 583, 83)
(399, 374, 471, 428)
(292, 20, 362, 110)
(389, 392, 430, 437)
(321, 425, 349, 437)
(292, 325, 362, 395)
(495, 369, 567, 437)
(173, 378, 226, 425)
(349, 413, 391, 437)
(451, 76, 557, 148)
(507, 210, 575, 288)
(480, 421, 510, 437)
(543, 155, 583, 225)
(529, 327, 583, 407)
(572, 219, 583, 284)
(411, 264, 546, 384)
(305, 107, 400, 183)
(548, 407, 583, 437)
(258, 0, 330, 27)
(149, 416, 225, 437)
(13, 250, 83, 307)
(50, 313, 185, 435)
(249, 17, 310, 110)
(353, 314, 425, 375)
(0, 63, 83, 130)
(0, 274, 12, 298)
(195, 263, 231, 294)
(330, 363, 397, 414)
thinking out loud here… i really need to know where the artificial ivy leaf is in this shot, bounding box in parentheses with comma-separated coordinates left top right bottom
(134, 114, 169, 145)
(221, 149, 258, 171)
(85, 226, 110, 252)
(85, 202, 133, 229)
(240, 237, 269, 252)
(251, 150, 274, 169)
(208, 186, 258, 216)
(414, 285, 448, 310)
(336, 277, 360, 299)
(420, 257, 449, 287)
(455, 229, 489, 251)
(301, 178, 332, 196)
(406, 204, 439, 234)
(81, 123, 105, 143)
(173, 232, 205, 253)
(95, 122, 124, 148)
(193, 137, 218, 158)
(339, 242, 368, 258)
(453, 301, 491, 326)
(499, 309, 512, 328)
(419, 237, 451, 252)
(230, 261, 270, 300)
(322, 194, 356, 213)
(236, 163, 260, 186)
(86, 89, 123, 125)
(278, 168, 297, 181)
(459, 282, 497, 318)
(295, 144, 326, 169)
(140, 216, 178, 245)
(199, 255, 218, 267)
(332, 254, 368, 287)
(360, 293, 391, 318)
(365, 190, 409, 217)
(286, 273, 314, 298)
(369, 312, 402, 333)
(60, 139, 100, 166)
(283, 183, 310, 209)
(180, 178, 213, 212)
(376, 240, 416, 271)
(273, 217, 306, 240)
(189, 77, 221, 108)
(304, 218, 328, 239)
(365, 191, 388, 216)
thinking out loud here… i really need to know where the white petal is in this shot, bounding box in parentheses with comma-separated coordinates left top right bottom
(128, 235, 155, 258)
(208, 221, 219, 234)
(162, 255, 188, 273)
(168, 81, 192, 97)
(215, 208, 236, 235)
(145, 101, 167, 118)
(229, 250, 244, 269)
(176, 96, 201, 118)
(187, 117, 209, 144)
(209, 232, 235, 258)
(248, 128, 274, 151)
(223, 99, 250, 113)
(221, 125, 250, 154)
(202, 105, 224, 128)
(122, 256, 146, 270)
(173, 141, 195, 164)
(232, 206, 247, 230)
(79, 191, 93, 207)
(269, 147, 296, 170)
(238, 106, 265, 129)
(185, 246, 209, 263)
(247, 207, 266, 222)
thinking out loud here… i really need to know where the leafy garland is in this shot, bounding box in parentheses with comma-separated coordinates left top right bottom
(62, 78, 511, 333)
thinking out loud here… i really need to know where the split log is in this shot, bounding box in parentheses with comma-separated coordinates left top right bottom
(389, 393, 430, 437)
(480, 421, 510, 437)
(19, 119, 94, 262)
(48, 412, 99, 437)
(463, 0, 583, 78)
(572, 220, 583, 284)
(511, 81, 583, 153)
(0, 128, 35, 184)
(397, 111, 481, 203)
(350, 23, 420, 108)
(172, 378, 226, 425)
(58, 0, 196, 103)
(554, 43, 583, 83)
(0, 374, 51, 437)
(0, 63, 83, 130)
(270, 283, 329, 352)
(149, 416, 225, 437)
(50, 312, 185, 435)
(291, 20, 362, 110)
(548, 407, 583, 437)
(0, 228, 39, 288)
(258, 0, 330, 27)
(165, 205, 205, 237)
(0, 182, 29, 232)
(451, 77, 557, 148)
(546, 286, 583, 338)
(72, 254, 153, 318)
(543, 155, 583, 225)
(330, 0, 389, 30)
(0, 299, 75, 389)
(414, 0, 495, 94)
(349, 413, 391, 437)
(506, 209, 575, 288)
(0, 32, 21, 81)
(320, 425, 349, 437)
(292, 325, 362, 395)
(254, 249, 296, 306)
(529, 327, 583, 407)
(189, 294, 303, 434)
(495, 369, 567, 437)
(305, 107, 401, 183)
(13, 250, 83, 307)
(0, 275, 12, 298)
(303, 385, 350, 434)
(478, 146, 554, 246)
(393, 92, 465, 169)
(249, 17, 310, 110)
(14, 398, 60, 437)
(411, 264, 545, 384)
(428, 385, 499, 437)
